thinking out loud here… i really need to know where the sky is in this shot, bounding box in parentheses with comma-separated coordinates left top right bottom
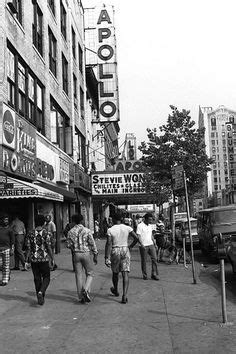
(83, 0, 236, 150)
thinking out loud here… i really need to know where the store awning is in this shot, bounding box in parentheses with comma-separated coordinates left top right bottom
(0, 177, 63, 202)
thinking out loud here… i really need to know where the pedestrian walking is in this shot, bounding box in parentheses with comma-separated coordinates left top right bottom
(63, 215, 77, 271)
(11, 214, 27, 271)
(0, 214, 15, 286)
(44, 214, 57, 270)
(66, 214, 98, 304)
(136, 213, 159, 280)
(25, 214, 54, 305)
(104, 213, 139, 304)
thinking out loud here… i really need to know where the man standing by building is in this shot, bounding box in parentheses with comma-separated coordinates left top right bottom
(25, 214, 54, 305)
(66, 214, 98, 304)
(11, 215, 27, 271)
(0, 214, 15, 286)
(136, 213, 159, 280)
(104, 213, 139, 304)
(44, 214, 57, 270)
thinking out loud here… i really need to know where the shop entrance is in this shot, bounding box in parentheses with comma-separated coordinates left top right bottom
(0, 199, 32, 231)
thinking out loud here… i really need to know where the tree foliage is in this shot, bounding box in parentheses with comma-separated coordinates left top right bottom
(139, 106, 212, 198)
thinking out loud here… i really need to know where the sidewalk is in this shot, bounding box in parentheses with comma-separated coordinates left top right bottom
(0, 240, 236, 353)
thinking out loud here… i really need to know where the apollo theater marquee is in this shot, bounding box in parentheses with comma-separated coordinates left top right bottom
(84, 4, 119, 122)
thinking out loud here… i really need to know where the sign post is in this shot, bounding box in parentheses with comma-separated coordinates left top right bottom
(183, 170, 197, 284)
(172, 166, 184, 248)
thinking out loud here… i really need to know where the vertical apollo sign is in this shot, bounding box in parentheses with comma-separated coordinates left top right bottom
(97, 6, 119, 122)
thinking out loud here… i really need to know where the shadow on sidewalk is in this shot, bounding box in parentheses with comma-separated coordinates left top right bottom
(149, 309, 219, 323)
(26, 290, 79, 304)
(0, 292, 35, 306)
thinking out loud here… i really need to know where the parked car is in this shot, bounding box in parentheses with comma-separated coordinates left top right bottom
(197, 205, 236, 271)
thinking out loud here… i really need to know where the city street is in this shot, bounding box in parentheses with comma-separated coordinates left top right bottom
(1, 241, 236, 354)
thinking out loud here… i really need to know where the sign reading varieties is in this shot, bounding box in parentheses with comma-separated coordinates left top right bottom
(92, 172, 146, 196)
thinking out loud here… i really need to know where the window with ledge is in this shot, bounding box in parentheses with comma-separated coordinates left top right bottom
(18, 60, 26, 117)
(60, 1, 67, 40)
(75, 127, 86, 168)
(48, 0, 55, 15)
(48, 27, 57, 77)
(7, 48, 15, 107)
(78, 43, 83, 74)
(50, 99, 72, 154)
(80, 87, 84, 119)
(7, 43, 45, 134)
(32, 2, 43, 56)
(62, 53, 68, 95)
(73, 74, 77, 109)
(72, 27, 76, 59)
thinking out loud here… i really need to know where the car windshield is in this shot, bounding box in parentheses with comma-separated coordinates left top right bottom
(211, 210, 236, 225)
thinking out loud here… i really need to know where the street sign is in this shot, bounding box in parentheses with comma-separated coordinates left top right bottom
(172, 165, 184, 190)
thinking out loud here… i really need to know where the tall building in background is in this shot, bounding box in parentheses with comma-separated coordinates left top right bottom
(199, 105, 236, 205)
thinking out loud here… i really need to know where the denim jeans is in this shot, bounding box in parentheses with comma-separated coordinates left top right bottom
(74, 252, 94, 299)
(139, 244, 158, 277)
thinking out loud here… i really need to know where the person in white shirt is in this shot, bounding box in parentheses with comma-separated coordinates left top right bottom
(136, 213, 159, 280)
(104, 213, 139, 304)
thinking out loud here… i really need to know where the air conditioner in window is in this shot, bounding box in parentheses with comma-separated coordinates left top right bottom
(7, 0, 18, 14)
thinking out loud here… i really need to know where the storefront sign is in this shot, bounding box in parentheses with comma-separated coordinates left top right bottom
(92, 172, 146, 196)
(58, 158, 69, 184)
(127, 204, 154, 212)
(36, 158, 54, 181)
(74, 165, 91, 192)
(36, 140, 57, 183)
(2, 105, 36, 180)
(115, 160, 145, 172)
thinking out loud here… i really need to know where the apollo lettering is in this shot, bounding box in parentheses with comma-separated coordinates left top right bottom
(97, 8, 117, 120)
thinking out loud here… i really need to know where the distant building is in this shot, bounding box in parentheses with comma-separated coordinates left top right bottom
(199, 105, 236, 205)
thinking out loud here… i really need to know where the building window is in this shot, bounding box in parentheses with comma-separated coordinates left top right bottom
(32, 2, 43, 55)
(211, 126, 216, 131)
(48, 27, 57, 77)
(50, 99, 72, 154)
(75, 127, 86, 168)
(212, 155, 216, 161)
(211, 117, 216, 126)
(213, 170, 217, 176)
(223, 146, 226, 152)
(16, 0, 23, 24)
(80, 87, 84, 119)
(48, 0, 55, 15)
(222, 132, 225, 137)
(223, 154, 227, 160)
(7, 42, 45, 133)
(211, 132, 215, 137)
(214, 177, 217, 183)
(225, 170, 228, 175)
(7, 48, 16, 107)
(18, 60, 26, 116)
(78, 43, 83, 74)
(60, 1, 67, 40)
(211, 140, 215, 145)
(62, 53, 68, 95)
(73, 74, 77, 109)
(214, 185, 218, 191)
(72, 27, 76, 59)
(212, 147, 216, 153)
